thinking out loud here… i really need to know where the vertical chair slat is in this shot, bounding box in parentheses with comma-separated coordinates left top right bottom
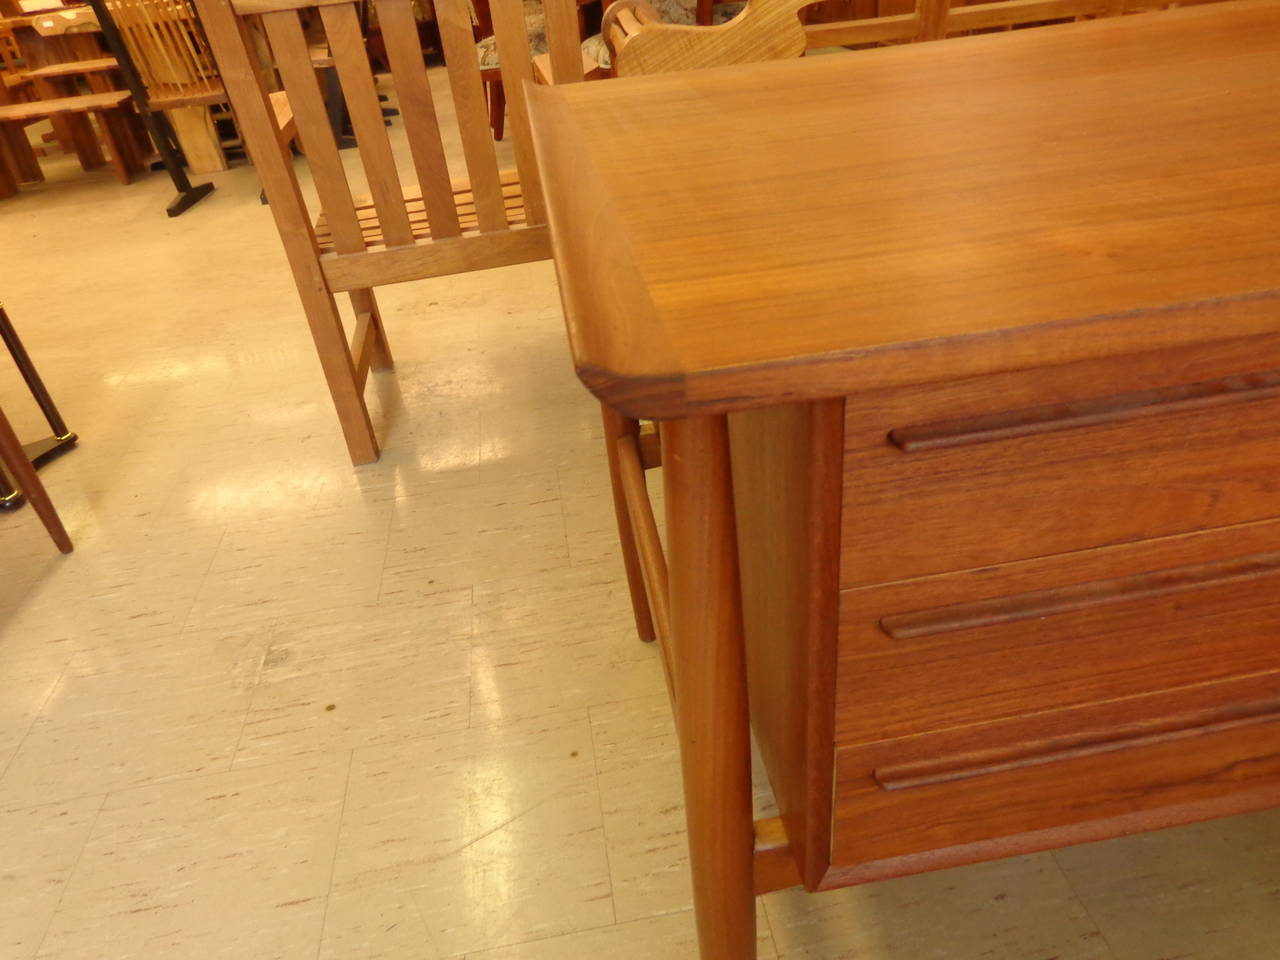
(918, 0, 950, 39)
(543, 0, 585, 85)
(262, 9, 366, 252)
(319, 3, 416, 247)
(489, 0, 546, 224)
(434, 0, 508, 232)
(374, 0, 462, 238)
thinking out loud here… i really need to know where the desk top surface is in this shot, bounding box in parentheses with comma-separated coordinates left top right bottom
(528, 0, 1280, 418)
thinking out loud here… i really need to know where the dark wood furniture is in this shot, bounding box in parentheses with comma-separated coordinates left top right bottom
(527, 2, 1280, 956)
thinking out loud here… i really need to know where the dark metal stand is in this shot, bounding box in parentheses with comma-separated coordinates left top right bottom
(81, 0, 215, 216)
(0, 305, 77, 510)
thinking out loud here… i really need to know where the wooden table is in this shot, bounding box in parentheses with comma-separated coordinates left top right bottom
(527, 1, 1280, 956)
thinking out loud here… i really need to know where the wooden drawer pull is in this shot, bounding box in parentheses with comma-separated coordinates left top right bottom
(874, 699, 1280, 792)
(881, 550, 1280, 641)
(888, 368, 1280, 452)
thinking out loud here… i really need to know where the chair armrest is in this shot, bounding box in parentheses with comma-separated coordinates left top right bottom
(601, 0, 663, 66)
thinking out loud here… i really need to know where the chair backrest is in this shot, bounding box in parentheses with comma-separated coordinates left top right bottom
(103, 0, 223, 105)
(195, 0, 585, 292)
(606, 0, 1236, 75)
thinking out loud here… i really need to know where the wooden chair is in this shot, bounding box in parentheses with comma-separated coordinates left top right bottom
(194, 0, 587, 464)
(101, 0, 231, 172)
(603, 0, 1233, 73)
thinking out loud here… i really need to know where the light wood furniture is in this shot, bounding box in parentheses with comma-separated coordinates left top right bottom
(527, 2, 1280, 956)
(195, 0, 586, 465)
(101, 0, 229, 172)
(0, 87, 145, 185)
(603, 0, 1231, 74)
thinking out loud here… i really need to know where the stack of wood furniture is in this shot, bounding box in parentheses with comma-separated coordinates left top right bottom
(527, 0, 1280, 957)
(195, 0, 587, 465)
(0, 5, 153, 193)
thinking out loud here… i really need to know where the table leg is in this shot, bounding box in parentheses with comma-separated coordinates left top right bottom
(601, 405, 656, 643)
(661, 415, 757, 960)
(0, 146, 14, 199)
(92, 107, 139, 184)
(0, 403, 72, 554)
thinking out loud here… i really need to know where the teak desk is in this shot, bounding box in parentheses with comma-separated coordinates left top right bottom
(527, 3, 1280, 956)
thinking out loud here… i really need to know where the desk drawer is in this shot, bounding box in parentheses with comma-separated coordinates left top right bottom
(841, 367, 1280, 587)
(835, 520, 1280, 744)
(829, 677, 1280, 876)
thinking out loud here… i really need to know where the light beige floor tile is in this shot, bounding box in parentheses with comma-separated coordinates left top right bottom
(319, 882, 447, 960)
(1053, 812, 1280, 960)
(469, 565, 661, 724)
(0, 795, 103, 960)
(234, 592, 472, 767)
(590, 695, 776, 925)
(465, 908, 778, 960)
(380, 471, 569, 601)
(186, 505, 393, 629)
(333, 711, 612, 956)
(0, 623, 270, 807)
(5, 521, 227, 646)
(0, 667, 66, 776)
(764, 854, 1114, 960)
(35, 756, 349, 960)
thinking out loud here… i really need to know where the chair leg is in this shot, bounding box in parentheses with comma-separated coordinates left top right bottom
(0, 120, 41, 191)
(487, 78, 506, 141)
(167, 104, 229, 174)
(0, 403, 72, 553)
(348, 288, 394, 371)
(0, 134, 15, 199)
(300, 289, 381, 465)
(602, 405, 656, 643)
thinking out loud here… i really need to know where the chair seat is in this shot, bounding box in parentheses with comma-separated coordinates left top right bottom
(313, 168, 527, 251)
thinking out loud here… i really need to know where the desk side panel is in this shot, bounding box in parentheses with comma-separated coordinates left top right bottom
(729, 399, 844, 890)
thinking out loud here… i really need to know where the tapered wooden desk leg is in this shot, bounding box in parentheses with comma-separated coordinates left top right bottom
(662, 416, 756, 960)
(602, 405, 656, 643)
(0, 404, 72, 553)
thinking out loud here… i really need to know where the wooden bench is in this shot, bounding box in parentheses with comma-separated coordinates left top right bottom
(0, 88, 144, 193)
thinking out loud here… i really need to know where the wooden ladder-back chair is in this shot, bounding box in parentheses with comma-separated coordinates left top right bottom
(102, 0, 232, 171)
(194, 0, 586, 464)
(603, 0, 1233, 74)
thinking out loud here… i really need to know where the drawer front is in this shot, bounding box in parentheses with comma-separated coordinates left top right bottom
(836, 519, 1280, 744)
(829, 677, 1280, 875)
(841, 366, 1280, 587)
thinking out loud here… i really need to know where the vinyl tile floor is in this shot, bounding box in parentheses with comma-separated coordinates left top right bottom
(3, 83, 1280, 960)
